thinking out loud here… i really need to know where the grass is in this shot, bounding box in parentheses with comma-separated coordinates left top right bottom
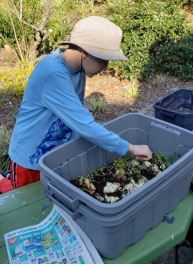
(123, 79, 140, 100)
(0, 61, 34, 93)
(86, 93, 108, 114)
(149, 74, 168, 88)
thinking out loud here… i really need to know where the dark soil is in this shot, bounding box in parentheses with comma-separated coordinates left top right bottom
(71, 153, 172, 204)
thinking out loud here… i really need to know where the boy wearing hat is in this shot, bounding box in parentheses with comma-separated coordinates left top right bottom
(0, 16, 152, 193)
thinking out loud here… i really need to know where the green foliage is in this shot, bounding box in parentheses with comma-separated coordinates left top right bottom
(149, 73, 168, 87)
(0, 0, 43, 59)
(47, 0, 103, 50)
(0, 61, 34, 96)
(87, 93, 107, 114)
(1, 0, 193, 80)
(0, 125, 11, 171)
(151, 152, 172, 168)
(113, 158, 128, 170)
(123, 79, 140, 99)
(152, 35, 193, 80)
(0, 8, 15, 47)
(0, 0, 101, 53)
(107, 0, 192, 80)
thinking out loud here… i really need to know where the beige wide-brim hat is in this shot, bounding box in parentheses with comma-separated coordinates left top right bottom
(60, 16, 128, 61)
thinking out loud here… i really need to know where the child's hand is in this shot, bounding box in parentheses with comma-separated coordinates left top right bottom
(129, 144, 152, 160)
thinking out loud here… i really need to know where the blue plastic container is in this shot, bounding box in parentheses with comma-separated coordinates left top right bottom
(154, 88, 193, 130)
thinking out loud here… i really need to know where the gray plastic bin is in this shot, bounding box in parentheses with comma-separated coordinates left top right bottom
(39, 113, 193, 214)
(39, 113, 193, 258)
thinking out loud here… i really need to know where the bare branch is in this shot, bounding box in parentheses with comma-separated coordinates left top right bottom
(8, 0, 38, 31)
(29, 0, 53, 58)
(38, 0, 52, 31)
(9, 0, 20, 20)
(1, 0, 53, 59)
(19, 0, 22, 21)
(42, 29, 52, 41)
(8, 10, 24, 61)
(22, 20, 38, 31)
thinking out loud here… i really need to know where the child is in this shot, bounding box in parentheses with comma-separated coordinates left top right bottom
(0, 16, 152, 193)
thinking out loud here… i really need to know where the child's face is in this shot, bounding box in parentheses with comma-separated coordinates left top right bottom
(82, 54, 108, 77)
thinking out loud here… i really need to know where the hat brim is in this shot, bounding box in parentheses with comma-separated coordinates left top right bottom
(59, 41, 128, 61)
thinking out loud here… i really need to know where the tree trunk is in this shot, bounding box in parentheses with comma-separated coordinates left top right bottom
(29, 0, 52, 59)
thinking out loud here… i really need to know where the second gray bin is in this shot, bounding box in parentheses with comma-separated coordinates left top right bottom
(39, 113, 193, 258)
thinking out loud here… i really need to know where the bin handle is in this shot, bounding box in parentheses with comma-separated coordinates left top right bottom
(47, 182, 80, 210)
(49, 194, 82, 220)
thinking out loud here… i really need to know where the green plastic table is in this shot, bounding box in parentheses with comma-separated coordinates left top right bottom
(1, 181, 193, 264)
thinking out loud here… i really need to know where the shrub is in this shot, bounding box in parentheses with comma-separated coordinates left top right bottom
(0, 0, 43, 49)
(151, 35, 193, 80)
(107, 0, 192, 80)
(0, 61, 34, 97)
(0, 0, 104, 54)
(47, 0, 107, 50)
(149, 73, 168, 87)
(0, 8, 15, 47)
(86, 93, 107, 114)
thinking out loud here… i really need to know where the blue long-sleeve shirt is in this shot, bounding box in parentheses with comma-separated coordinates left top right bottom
(9, 50, 129, 170)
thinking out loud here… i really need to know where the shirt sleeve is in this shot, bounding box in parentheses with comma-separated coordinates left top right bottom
(41, 71, 130, 156)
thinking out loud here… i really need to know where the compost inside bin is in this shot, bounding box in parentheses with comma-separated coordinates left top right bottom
(71, 152, 177, 203)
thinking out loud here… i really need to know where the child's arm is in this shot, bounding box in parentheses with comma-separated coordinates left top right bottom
(42, 71, 129, 157)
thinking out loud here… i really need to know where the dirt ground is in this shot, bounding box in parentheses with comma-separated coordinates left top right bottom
(86, 73, 193, 119)
(2, 72, 193, 130)
(1, 43, 193, 129)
